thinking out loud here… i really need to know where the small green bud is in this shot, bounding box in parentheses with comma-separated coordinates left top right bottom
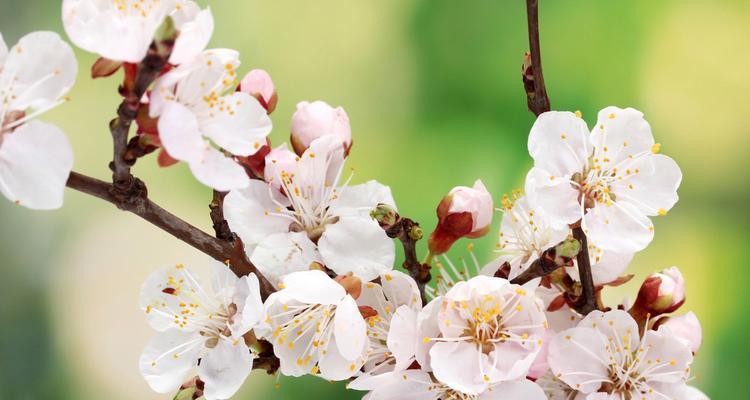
(555, 238, 581, 260)
(173, 387, 197, 400)
(370, 203, 398, 227)
(408, 226, 423, 241)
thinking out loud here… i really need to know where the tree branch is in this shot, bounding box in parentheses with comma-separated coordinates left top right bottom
(209, 190, 234, 241)
(523, 0, 597, 315)
(384, 216, 430, 304)
(510, 238, 581, 285)
(523, 0, 551, 116)
(572, 226, 597, 314)
(66, 171, 275, 300)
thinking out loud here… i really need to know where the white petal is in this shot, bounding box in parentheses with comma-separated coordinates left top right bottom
(430, 341, 484, 395)
(3, 31, 77, 110)
(415, 297, 441, 371)
(317, 334, 363, 381)
(590, 107, 655, 167)
(62, 0, 172, 62)
(0, 121, 73, 209)
(158, 101, 208, 162)
(249, 232, 321, 289)
(386, 305, 418, 370)
(209, 260, 238, 303)
(223, 179, 291, 252)
(659, 311, 702, 353)
(139, 330, 201, 393)
(169, 7, 214, 65)
(318, 216, 395, 282)
(280, 270, 345, 305)
(525, 167, 582, 228)
(329, 180, 397, 217)
(381, 270, 421, 309)
(613, 154, 682, 216)
(358, 370, 436, 400)
(480, 380, 547, 400)
(637, 330, 693, 384)
(199, 340, 253, 400)
(0, 32, 7, 64)
(580, 310, 640, 366)
(187, 147, 250, 191)
(334, 295, 368, 360)
(200, 92, 272, 156)
(584, 201, 654, 253)
(139, 264, 212, 332)
(231, 273, 265, 336)
(568, 248, 633, 286)
(548, 327, 609, 394)
(528, 111, 591, 176)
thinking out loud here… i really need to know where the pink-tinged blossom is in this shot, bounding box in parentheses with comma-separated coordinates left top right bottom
(0, 31, 76, 209)
(632, 266, 686, 316)
(548, 310, 694, 399)
(427, 275, 547, 395)
(290, 100, 352, 156)
(524, 107, 682, 253)
(429, 180, 494, 255)
(239, 69, 277, 114)
(659, 311, 702, 354)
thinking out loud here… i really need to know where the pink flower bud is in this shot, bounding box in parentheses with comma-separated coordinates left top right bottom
(263, 144, 299, 190)
(659, 312, 702, 353)
(290, 101, 352, 156)
(428, 180, 493, 255)
(633, 266, 686, 316)
(237, 138, 272, 179)
(238, 69, 278, 114)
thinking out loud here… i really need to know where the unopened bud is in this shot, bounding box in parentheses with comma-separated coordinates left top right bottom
(554, 238, 581, 261)
(428, 180, 493, 255)
(334, 273, 362, 300)
(91, 57, 123, 79)
(154, 16, 178, 57)
(408, 226, 423, 241)
(239, 69, 278, 114)
(290, 101, 352, 156)
(370, 203, 399, 228)
(633, 266, 686, 316)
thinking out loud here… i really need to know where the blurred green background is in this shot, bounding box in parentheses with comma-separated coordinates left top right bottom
(1, 0, 748, 398)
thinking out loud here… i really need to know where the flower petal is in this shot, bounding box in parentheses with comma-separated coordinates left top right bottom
(386, 305, 418, 370)
(4, 31, 77, 110)
(430, 341, 484, 395)
(169, 6, 214, 65)
(158, 101, 208, 162)
(0, 32, 8, 64)
(548, 327, 609, 394)
(590, 107, 655, 167)
(584, 201, 654, 253)
(318, 216, 395, 282)
(231, 273, 265, 336)
(187, 146, 250, 191)
(334, 295, 368, 360)
(0, 121, 73, 209)
(381, 270, 421, 309)
(200, 92, 272, 156)
(329, 180, 397, 217)
(139, 330, 201, 393)
(479, 380, 547, 400)
(224, 179, 291, 252)
(199, 339, 253, 400)
(317, 334, 363, 381)
(528, 111, 591, 176)
(139, 264, 212, 332)
(636, 330, 693, 384)
(525, 167, 582, 228)
(250, 232, 321, 289)
(280, 270, 346, 305)
(613, 154, 682, 216)
(415, 297, 441, 372)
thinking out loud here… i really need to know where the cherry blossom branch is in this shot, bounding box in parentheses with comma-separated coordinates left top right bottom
(378, 210, 429, 304)
(66, 171, 275, 299)
(510, 238, 581, 285)
(523, 0, 597, 315)
(523, 0, 551, 116)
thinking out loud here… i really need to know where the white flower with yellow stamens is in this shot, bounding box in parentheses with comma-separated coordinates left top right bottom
(0, 31, 76, 209)
(138, 262, 263, 399)
(524, 107, 682, 253)
(225, 134, 396, 283)
(548, 310, 694, 399)
(148, 48, 272, 191)
(427, 275, 548, 395)
(258, 270, 369, 381)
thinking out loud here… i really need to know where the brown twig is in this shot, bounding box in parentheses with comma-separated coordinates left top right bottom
(523, 0, 597, 315)
(66, 171, 275, 299)
(384, 217, 430, 304)
(209, 190, 234, 241)
(510, 238, 581, 285)
(524, 0, 551, 116)
(572, 227, 597, 315)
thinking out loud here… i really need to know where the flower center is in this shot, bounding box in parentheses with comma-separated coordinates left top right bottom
(112, 0, 162, 18)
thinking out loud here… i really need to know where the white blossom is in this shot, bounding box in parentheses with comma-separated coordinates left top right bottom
(139, 262, 263, 399)
(525, 107, 682, 253)
(0, 31, 76, 209)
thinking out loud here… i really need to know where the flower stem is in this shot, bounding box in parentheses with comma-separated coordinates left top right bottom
(572, 226, 597, 315)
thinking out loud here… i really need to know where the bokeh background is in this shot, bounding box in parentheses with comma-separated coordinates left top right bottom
(1, 0, 748, 398)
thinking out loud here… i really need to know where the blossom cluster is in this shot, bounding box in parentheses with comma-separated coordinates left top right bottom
(0, 1, 709, 400)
